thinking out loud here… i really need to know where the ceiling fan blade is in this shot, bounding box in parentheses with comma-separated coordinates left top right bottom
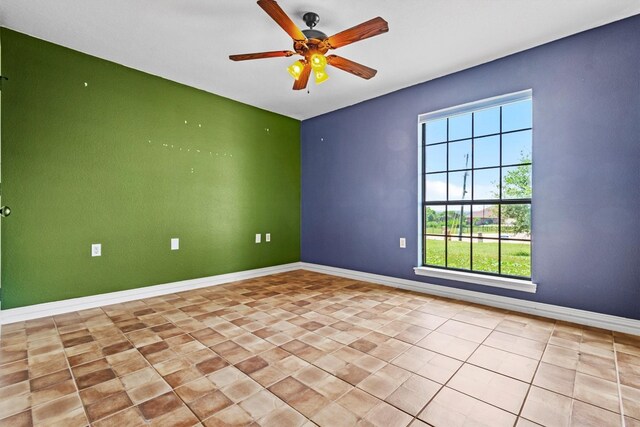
(229, 50, 296, 61)
(257, 0, 306, 42)
(326, 55, 377, 79)
(293, 63, 311, 90)
(326, 17, 388, 49)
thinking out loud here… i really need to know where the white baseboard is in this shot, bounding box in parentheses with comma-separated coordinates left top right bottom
(0, 262, 302, 325)
(300, 262, 640, 336)
(3, 261, 638, 336)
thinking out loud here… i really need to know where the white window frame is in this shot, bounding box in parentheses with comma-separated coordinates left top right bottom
(415, 89, 536, 293)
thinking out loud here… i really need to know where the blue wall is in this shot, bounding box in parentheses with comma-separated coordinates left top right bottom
(301, 15, 640, 320)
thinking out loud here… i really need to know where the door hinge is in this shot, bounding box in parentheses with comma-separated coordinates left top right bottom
(0, 75, 7, 90)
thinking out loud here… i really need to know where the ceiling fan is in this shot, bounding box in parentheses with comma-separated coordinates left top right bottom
(229, 0, 389, 90)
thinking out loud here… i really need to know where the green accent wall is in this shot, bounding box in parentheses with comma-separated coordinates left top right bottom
(0, 28, 301, 309)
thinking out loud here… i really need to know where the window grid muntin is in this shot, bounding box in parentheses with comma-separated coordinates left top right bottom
(422, 99, 532, 279)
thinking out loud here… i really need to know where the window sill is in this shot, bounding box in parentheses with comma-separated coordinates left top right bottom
(413, 267, 537, 293)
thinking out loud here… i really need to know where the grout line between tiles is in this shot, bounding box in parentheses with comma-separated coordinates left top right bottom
(612, 337, 627, 427)
(513, 319, 556, 426)
(53, 314, 93, 426)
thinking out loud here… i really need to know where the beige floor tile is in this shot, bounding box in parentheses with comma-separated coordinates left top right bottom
(620, 384, 640, 420)
(436, 319, 492, 343)
(175, 377, 217, 402)
(86, 391, 133, 422)
(626, 416, 640, 427)
(358, 373, 400, 400)
(202, 404, 253, 426)
(352, 354, 386, 373)
(391, 346, 435, 372)
(337, 387, 381, 418)
(452, 308, 504, 329)
(576, 352, 617, 381)
(385, 374, 440, 415)
(147, 405, 199, 427)
(31, 378, 77, 407)
(617, 351, 640, 367)
(573, 372, 620, 412)
(259, 406, 307, 427)
(239, 389, 283, 419)
(448, 364, 529, 414)
(127, 378, 172, 404)
(293, 364, 331, 387)
(368, 339, 411, 362)
(484, 331, 546, 360)
(0, 392, 31, 419)
(542, 345, 580, 370)
(363, 401, 413, 427)
(32, 393, 85, 425)
(0, 380, 30, 400)
(570, 400, 621, 427)
(312, 402, 359, 427)
(207, 366, 246, 388)
(221, 377, 263, 403)
(393, 346, 462, 384)
(92, 407, 147, 427)
(416, 331, 479, 361)
(250, 365, 288, 387)
(185, 390, 233, 420)
(549, 330, 582, 350)
(468, 345, 538, 382)
(618, 360, 640, 388)
(399, 311, 448, 330)
(521, 386, 572, 427)
(288, 387, 330, 418)
(615, 343, 640, 357)
(315, 375, 352, 400)
(532, 362, 576, 396)
(419, 387, 516, 427)
(496, 318, 553, 343)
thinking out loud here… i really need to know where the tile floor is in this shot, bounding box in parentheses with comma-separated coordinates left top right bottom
(0, 270, 639, 426)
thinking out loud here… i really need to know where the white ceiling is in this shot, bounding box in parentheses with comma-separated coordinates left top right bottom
(1, 1, 639, 120)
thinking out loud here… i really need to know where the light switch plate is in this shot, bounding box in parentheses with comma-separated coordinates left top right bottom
(266, 233, 271, 242)
(255, 233, 261, 243)
(92, 243, 101, 257)
(399, 238, 406, 248)
(171, 238, 179, 250)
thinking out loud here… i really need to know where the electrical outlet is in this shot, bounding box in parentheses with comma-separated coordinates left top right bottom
(255, 233, 261, 243)
(92, 243, 101, 257)
(399, 238, 406, 248)
(266, 233, 271, 242)
(171, 238, 179, 250)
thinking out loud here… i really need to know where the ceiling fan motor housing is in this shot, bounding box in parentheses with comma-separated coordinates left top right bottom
(296, 12, 329, 57)
(302, 29, 328, 40)
(301, 13, 327, 42)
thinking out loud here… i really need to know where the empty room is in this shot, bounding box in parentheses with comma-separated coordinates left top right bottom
(0, 0, 639, 426)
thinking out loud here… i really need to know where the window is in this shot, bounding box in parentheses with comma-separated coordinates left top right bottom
(419, 91, 532, 280)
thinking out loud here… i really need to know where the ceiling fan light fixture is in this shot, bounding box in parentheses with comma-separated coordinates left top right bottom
(287, 60, 305, 80)
(314, 69, 329, 84)
(310, 53, 327, 71)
